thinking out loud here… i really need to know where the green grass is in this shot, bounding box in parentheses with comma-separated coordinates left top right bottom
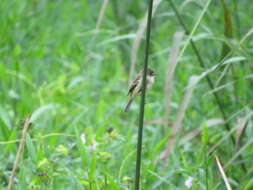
(0, 0, 253, 189)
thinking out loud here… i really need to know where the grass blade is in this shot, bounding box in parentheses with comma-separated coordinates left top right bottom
(157, 75, 199, 162)
(168, 1, 248, 172)
(215, 155, 233, 190)
(164, 31, 184, 128)
(96, 0, 109, 30)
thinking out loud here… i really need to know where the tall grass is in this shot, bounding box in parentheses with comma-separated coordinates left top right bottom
(0, 0, 252, 189)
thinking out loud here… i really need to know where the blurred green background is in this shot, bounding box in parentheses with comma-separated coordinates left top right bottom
(0, 0, 253, 189)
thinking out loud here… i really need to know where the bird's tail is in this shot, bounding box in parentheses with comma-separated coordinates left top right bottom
(124, 99, 133, 112)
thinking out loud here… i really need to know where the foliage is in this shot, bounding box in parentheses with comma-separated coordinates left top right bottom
(0, 0, 253, 189)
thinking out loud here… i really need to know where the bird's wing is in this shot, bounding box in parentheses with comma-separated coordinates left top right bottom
(127, 74, 141, 96)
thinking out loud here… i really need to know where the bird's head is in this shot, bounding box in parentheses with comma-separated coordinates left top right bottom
(147, 68, 156, 76)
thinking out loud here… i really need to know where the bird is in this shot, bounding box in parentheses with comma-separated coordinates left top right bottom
(124, 68, 156, 112)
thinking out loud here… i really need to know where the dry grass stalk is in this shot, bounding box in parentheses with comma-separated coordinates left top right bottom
(129, 0, 162, 86)
(235, 117, 248, 150)
(156, 75, 199, 163)
(144, 119, 167, 125)
(179, 118, 224, 145)
(208, 111, 253, 155)
(224, 138, 253, 169)
(239, 27, 253, 45)
(96, 0, 110, 30)
(7, 116, 31, 190)
(215, 155, 233, 190)
(235, 111, 253, 150)
(164, 31, 184, 127)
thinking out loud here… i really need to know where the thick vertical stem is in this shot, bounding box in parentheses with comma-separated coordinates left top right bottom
(134, 0, 153, 189)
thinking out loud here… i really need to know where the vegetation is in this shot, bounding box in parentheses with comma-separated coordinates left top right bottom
(0, 0, 252, 189)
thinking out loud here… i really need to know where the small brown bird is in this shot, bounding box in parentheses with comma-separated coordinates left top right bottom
(124, 68, 156, 112)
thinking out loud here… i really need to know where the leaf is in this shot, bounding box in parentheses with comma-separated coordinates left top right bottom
(222, 56, 246, 65)
(0, 106, 11, 130)
(206, 119, 224, 127)
(99, 34, 136, 46)
(26, 134, 37, 162)
(13, 44, 21, 57)
(67, 76, 86, 89)
(0, 106, 12, 140)
(30, 104, 57, 123)
(202, 121, 208, 145)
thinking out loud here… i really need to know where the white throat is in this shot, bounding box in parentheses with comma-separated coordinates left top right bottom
(147, 75, 155, 89)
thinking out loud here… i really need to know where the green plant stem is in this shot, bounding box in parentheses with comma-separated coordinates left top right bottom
(232, 0, 241, 38)
(135, 0, 154, 189)
(167, 0, 247, 172)
(204, 145, 209, 190)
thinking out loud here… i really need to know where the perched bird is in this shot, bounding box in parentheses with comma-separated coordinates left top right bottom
(124, 68, 156, 112)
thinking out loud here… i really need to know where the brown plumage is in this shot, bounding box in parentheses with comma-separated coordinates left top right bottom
(124, 68, 156, 112)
